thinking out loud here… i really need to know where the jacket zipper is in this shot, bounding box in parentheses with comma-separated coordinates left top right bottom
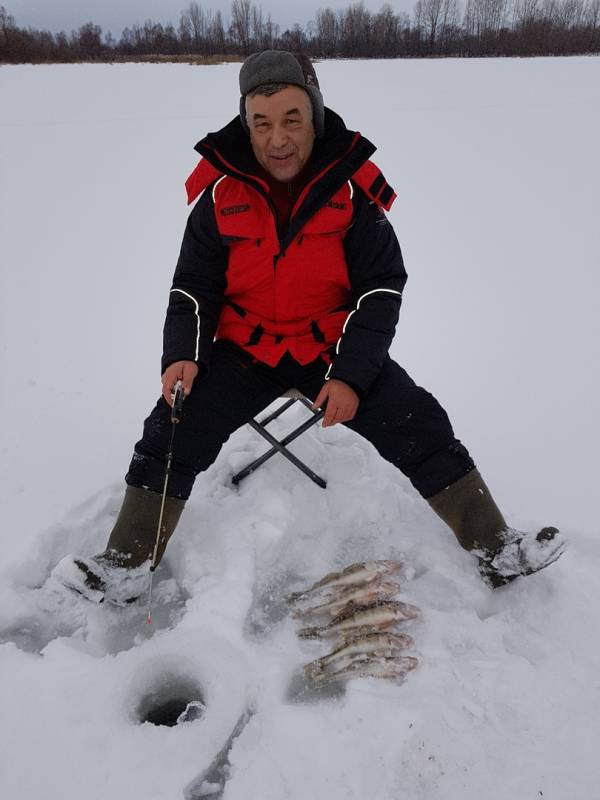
(204, 137, 360, 262)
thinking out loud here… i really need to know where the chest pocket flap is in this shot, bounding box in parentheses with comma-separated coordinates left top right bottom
(214, 178, 272, 240)
(301, 182, 353, 236)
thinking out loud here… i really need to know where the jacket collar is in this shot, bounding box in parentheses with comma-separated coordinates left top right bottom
(193, 107, 375, 187)
(192, 108, 377, 252)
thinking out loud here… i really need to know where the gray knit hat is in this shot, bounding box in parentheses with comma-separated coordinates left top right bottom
(239, 50, 325, 138)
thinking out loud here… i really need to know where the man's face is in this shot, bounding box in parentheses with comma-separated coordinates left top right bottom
(246, 85, 316, 182)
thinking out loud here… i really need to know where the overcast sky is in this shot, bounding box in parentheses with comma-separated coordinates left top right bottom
(8, 0, 415, 36)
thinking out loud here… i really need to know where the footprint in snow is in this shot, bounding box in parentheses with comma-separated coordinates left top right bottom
(0, 559, 189, 656)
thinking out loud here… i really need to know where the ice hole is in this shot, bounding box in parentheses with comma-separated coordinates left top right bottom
(135, 675, 206, 727)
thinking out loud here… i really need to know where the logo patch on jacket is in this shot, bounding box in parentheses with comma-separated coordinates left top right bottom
(220, 204, 251, 216)
(326, 200, 347, 211)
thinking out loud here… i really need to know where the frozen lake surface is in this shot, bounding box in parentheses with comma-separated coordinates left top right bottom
(1, 57, 599, 799)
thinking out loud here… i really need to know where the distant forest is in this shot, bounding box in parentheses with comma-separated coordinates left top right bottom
(1, 0, 599, 62)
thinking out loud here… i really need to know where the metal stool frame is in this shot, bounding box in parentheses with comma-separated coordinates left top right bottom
(232, 390, 326, 488)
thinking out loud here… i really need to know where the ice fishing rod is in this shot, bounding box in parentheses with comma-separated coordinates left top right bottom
(146, 379, 185, 624)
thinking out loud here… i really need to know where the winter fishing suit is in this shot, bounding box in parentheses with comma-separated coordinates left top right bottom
(56, 50, 562, 604)
(126, 108, 476, 505)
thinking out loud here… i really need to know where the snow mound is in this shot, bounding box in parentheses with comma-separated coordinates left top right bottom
(1, 405, 595, 799)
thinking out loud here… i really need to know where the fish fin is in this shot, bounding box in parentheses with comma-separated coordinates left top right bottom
(339, 562, 366, 576)
(286, 590, 307, 604)
(331, 599, 386, 624)
(311, 569, 342, 590)
(288, 567, 345, 600)
(385, 581, 402, 594)
(328, 600, 361, 625)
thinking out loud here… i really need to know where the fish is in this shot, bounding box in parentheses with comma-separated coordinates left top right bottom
(313, 654, 419, 684)
(287, 560, 402, 605)
(291, 580, 401, 619)
(296, 600, 421, 640)
(304, 631, 414, 677)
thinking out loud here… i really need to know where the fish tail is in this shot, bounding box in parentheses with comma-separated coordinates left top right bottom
(303, 658, 325, 677)
(297, 625, 322, 639)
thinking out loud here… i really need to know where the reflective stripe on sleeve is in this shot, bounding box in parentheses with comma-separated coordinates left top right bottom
(324, 288, 403, 380)
(170, 288, 200, 362)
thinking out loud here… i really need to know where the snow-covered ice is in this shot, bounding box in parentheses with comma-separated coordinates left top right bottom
(1, 57, 599, 799)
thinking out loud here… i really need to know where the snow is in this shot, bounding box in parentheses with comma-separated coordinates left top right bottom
(1, 57, 599, 799)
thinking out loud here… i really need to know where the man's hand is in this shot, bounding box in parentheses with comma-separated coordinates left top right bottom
(312, 379, 360, 427)
(161, 360, 199, 406)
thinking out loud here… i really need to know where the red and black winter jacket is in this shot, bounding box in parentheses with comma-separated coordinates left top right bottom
(162, 108, 407, 396)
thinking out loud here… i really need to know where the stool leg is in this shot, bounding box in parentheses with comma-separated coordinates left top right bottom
(257, 398, 297, 427)
(232, 412, 326, 488)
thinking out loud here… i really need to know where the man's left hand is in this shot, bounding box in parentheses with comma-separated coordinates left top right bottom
(312, 379, 360, 427)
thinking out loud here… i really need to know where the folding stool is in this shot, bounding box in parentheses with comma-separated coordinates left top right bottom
(231, 389, 327, 488)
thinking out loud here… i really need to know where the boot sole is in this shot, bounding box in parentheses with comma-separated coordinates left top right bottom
(484, 538, 566, 588)
(521, 539, 566, 577)
(59, 574, 106, 604)
(61, 576, 141, 607)
(72, 559, 143, 606)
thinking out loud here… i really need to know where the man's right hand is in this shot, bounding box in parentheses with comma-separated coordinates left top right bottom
(161, 360, 199, 406)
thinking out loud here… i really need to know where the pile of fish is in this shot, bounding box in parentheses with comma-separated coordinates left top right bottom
(287, 560, 420, 685)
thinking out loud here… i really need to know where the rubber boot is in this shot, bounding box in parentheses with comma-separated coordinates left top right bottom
(427, 469, 565, 587)
(103, 484, 186, 568)
(69, 485, 185, 604)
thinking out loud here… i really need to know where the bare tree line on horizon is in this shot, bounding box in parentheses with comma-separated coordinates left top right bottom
(1, 0, 599, 63)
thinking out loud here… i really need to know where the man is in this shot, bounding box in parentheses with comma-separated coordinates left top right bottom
(61, 51, 565, 604)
